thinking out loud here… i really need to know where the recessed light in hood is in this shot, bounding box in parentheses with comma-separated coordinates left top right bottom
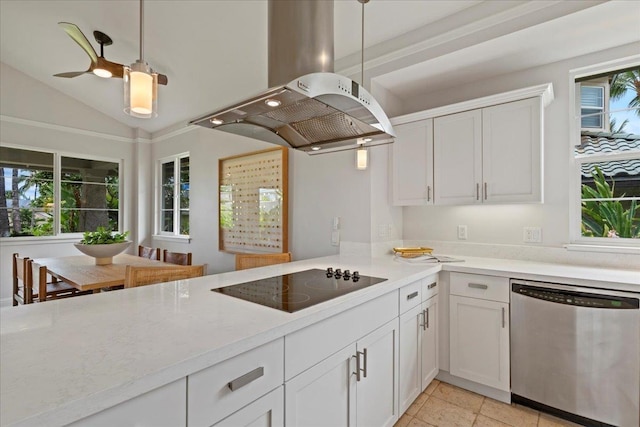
(189, 0, 394, 154)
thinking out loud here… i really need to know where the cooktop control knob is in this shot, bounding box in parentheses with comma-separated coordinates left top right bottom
(343, 270, 351, 280)
(326, 267, 334, 277)
(334, 268, 342, 278)
(352, 271, 360, 282)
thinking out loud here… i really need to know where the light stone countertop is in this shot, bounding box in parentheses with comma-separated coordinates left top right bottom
(1, 254, 638, 426)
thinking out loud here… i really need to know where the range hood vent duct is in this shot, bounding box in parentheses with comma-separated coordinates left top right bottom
(189, 0, 395, 154)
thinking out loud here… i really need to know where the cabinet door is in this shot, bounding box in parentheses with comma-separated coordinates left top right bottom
(356, 318, 399, 427)
(214, 387, 283, 427)
(398, 304, 423, 414)
(434, 110, 483, 205)
(421, 296, 438, 390)
(449, 295, 510, 391)
(482, 97, 542, 203)
(392, 120, 434, 206)
(67, 379, 186, 427)
(285, 344, 356, 427)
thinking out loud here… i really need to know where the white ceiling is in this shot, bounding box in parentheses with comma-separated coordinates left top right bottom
(1, 1, 639, 135)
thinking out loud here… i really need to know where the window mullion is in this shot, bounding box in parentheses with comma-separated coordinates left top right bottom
(54, 153, 61, 236)
(174, 158, 180, 236)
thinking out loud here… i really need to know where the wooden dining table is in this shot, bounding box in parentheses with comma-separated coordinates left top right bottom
(33, 253, 180, 293)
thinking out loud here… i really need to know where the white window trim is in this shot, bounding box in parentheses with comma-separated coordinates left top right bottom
(155, 152, 189, 238)
(0, 143, 123, 240)
(568, 55, 640, 251)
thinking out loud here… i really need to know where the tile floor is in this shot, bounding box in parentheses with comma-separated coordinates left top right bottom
(395, 380, 582, 427)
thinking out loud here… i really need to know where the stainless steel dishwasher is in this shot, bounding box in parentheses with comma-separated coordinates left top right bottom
(510, 279, 639, 427)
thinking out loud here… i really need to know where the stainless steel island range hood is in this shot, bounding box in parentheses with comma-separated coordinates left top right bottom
(189, 0, 395, 154)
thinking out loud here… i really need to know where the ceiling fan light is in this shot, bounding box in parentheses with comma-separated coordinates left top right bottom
(93, 68, 112, 78)
(124, 61, 157, 118)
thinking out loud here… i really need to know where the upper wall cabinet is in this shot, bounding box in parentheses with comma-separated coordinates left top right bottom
(392, 119, 434, 205)
(391, 83, 553, 206)
(435, 97, 542, 205)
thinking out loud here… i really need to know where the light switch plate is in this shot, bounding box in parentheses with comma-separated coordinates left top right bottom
(457, 225, 468, 240)
(331, 230, 340, 246)
(524, 227, 542, 243)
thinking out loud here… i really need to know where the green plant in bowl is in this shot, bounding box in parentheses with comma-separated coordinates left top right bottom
(80, 227, 129, 245)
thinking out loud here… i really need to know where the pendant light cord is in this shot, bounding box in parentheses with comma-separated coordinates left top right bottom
(139, 0, 144, 61)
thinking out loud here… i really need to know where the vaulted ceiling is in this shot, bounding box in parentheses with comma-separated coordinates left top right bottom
(1, 1, 638, 135)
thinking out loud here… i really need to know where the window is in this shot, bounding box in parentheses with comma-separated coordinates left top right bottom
(573, 65, 640, 246)
(0, 146, 121, 237)
(158, 154, 189, 236)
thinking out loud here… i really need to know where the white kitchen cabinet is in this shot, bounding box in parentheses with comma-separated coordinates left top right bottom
(392, 119, 434, 205)
(449, 272, 510, 391)
(213, 386, 283, 427)
(398, 279, 438, 414)
(67, 379, 187, 427)
(434, 97, 543, 205)
(285, 319, 399, 427)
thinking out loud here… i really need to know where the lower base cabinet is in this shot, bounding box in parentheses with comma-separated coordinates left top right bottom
(285, 319, 399, 427)
(213, 387, 283, 427)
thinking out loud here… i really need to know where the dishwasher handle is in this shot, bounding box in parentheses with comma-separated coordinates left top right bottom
(512, 282, 639, 310)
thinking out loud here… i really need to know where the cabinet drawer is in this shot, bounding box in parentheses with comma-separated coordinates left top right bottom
(399, 280, 422, 314)
(188, 338, 284, 427)
(450, 272, 509, 303)
(421, 274, 438, 301)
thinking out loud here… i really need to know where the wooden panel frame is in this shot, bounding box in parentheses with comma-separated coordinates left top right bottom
(219, 147, 288, 253)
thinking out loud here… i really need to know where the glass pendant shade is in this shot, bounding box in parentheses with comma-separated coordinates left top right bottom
(124, 60, 158, 118)
(356, 147, 368, 170)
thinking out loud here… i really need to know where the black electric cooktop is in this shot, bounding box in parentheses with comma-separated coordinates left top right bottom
(212, 268, 387, 313)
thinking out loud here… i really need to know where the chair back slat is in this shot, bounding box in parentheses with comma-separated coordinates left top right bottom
(12, 253, 33, 305)
(163, 250, 192, 266)
(138, 245, 160, 260)
(124, 265, 205, 288)
(235, 252, 292, 270)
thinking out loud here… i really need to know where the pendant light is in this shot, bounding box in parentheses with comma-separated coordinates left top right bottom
(124, 0, 158, 118)
(356, 0, 370, 170)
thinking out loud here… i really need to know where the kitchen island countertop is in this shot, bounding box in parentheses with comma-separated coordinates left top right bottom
(1, 254, 638, 426)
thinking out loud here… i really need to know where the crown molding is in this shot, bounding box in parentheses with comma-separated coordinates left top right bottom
(151, 123, 198, 143)
(391, 83, 554, 125)
(0, 115, 137, 143)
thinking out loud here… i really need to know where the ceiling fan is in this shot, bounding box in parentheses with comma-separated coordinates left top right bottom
(54, 22, 167, 85)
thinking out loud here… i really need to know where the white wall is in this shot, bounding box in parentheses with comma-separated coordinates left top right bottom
(0, 62, 139, 303)
(398, 43, 640, 266)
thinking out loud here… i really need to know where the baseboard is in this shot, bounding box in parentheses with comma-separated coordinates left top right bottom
(436, 370, 511, 403)
(0, 297, 14, 309)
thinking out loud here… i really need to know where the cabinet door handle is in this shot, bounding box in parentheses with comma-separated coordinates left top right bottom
(468, 283, 488, 290)
(407, 291, 419, 300)
(353, 349, 367, 381)
(502, 307, 506, 328)
(476, 183, 480, 200)
(426, 307, 430, 329)
(427, 186, 431, 202)
(419, 310, 426, 331)
(484, 182, 488, 200)
(228, 367, 264, 391)
(362, 348, 368, 378)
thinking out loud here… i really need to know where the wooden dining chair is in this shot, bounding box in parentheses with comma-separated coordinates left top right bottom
(138, 245, 160, 260)
(163, 250, 192, 266)
(235, 252, 292, 270)
(12, 253, 80, 305)
(124, 265, 205, 288)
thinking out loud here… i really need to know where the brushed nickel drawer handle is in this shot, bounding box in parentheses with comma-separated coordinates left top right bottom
(427, 186, 431, 202)
(476, 183, 480, 200)
(407, 291, 419, 300)
(427, 282, 436, 289)
(228, 367, 264, 391)
(484, 182, 488, 200)
(419, 310, 426, 331)
(468, 283, 488, 290)
(502, 307, 506, 328)
(426, 307, 430, 329)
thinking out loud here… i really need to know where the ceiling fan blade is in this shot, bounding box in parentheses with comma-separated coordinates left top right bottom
(97, 58, 125, 79)
(157, 73, 168, 86)
(58, 22, 98, 65)
(53, 71, 89, 78)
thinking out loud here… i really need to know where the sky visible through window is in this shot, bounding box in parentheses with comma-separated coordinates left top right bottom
(610, 90, 639, 134)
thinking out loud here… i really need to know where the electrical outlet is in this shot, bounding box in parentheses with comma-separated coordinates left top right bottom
(523, 227, 542, 243)
(331, 230, 340, 246)
(457, 225, 468, 240)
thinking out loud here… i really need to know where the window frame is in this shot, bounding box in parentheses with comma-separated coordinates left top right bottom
(580, 84, 607, 131)
(155, 152, 190, 238)
(0, 143, 123, 240)
(568, 55, 640, 251)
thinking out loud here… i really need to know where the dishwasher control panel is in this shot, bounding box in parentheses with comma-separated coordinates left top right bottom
(512, 283, 639, 309)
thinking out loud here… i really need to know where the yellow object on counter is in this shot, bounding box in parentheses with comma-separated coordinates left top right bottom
(393, 247, 434, 258)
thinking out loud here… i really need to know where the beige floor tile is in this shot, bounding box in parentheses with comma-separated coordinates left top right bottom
(479, 398, 538, 427)
(538, 413, 583, 427)
(424, 379, 441, 395)
(408, 417, 437, 427)
(406, 392, 431, 416)
(430, 382, 484, 413)
(472, 414, 512, 427)
(395, 414, 413, 427)
(415, 396, 477, 427)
